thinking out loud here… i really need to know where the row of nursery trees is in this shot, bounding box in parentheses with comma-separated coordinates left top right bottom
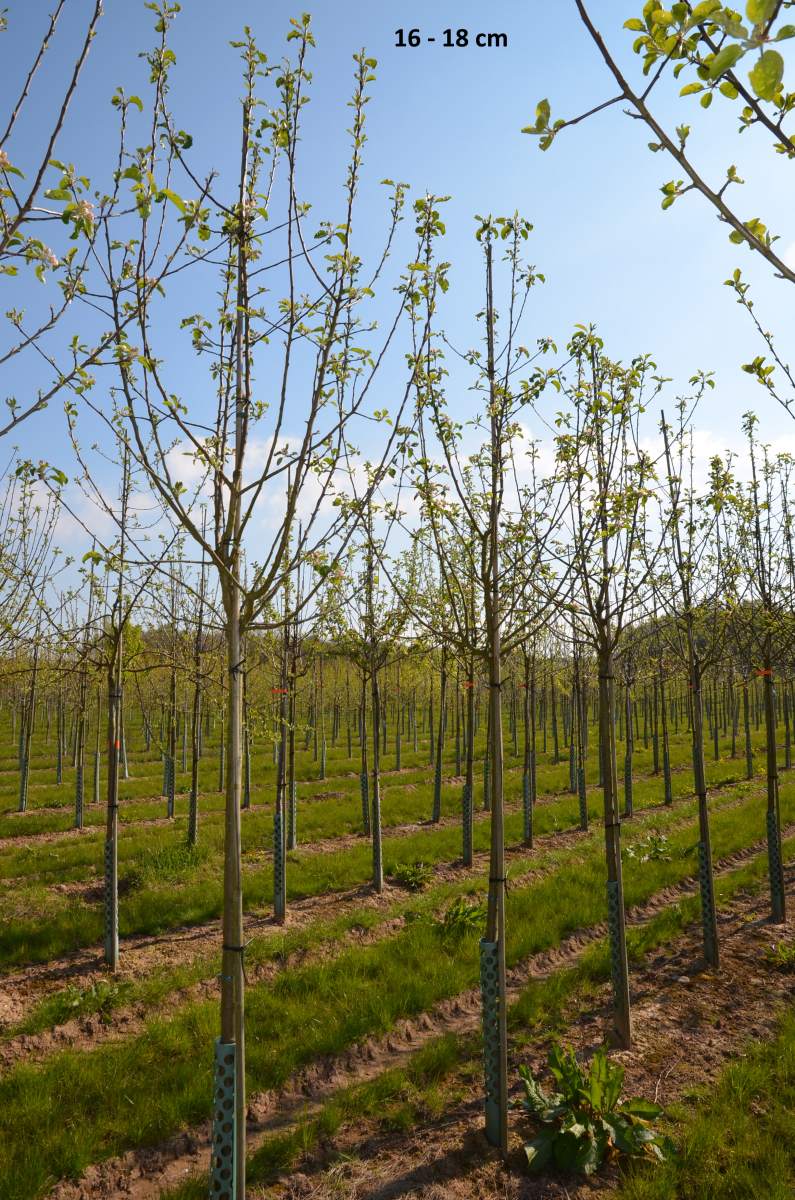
(4, 337, 795, 1170)
(6, 599, 795, 898)
(4, 3, 795, 1195)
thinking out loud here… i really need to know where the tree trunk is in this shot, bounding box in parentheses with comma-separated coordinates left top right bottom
(763, 657, 786, 923)
(599, 646, 631, 1047)
(104, 646, 122, 969)
(432, 649, 447, 822)
(691, 659, 719, 966)
(218, 580, 246, 1197)
(370, 662, 383, 893)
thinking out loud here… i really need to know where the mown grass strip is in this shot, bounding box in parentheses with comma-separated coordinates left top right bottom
(159, 836, 795, 1200)
(0, 781, 791, 1200)
(11, 764, 715, 1041)
(617, 1011, 795, 1199)
(0, 746, 766, 968)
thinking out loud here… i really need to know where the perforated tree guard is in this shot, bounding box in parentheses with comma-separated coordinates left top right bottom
(696, 839, 718, 963)
(624, 757, 633, 817)
(483, 759, 491, 812)
(188, 788, 198, 847)
(577, 768, 587, 830)
(243, 742, 251, 809)
(320, 740, 326, 780)
(606, 880, 624, 1000)
(209, 1037, 237, 1200)
(479, 938, 503, 1147)
(767, 809, 785, 919)
(274, 806, 285, 920)
(360, 771, 370, 835)
(433, 756, 442, 822)
(166, 755, 175, 818)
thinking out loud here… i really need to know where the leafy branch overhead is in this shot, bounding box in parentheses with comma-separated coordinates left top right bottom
(525, 1, 795, 260)
(524, 0, 795, 421)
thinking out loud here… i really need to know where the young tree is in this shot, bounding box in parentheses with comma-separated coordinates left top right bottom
(89, 14, 441, 1194)
(658, 401, 738, 966)
(555, 328, 660, 1047)
(737, 413, 788, 921)
(407, 213, 560, 1151)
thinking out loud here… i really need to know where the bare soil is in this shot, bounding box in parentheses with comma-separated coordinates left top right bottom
(259, 868, 795, 1200)
(44, 843, 794, 1200)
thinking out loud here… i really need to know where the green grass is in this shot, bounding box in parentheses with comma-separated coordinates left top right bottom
(0, 779, 791, 1200)
(0, 769, 781, 1038)
(618, 1009, 795, 1200)
(159, 842, 795, 1200)
(0, 751, 768, 969)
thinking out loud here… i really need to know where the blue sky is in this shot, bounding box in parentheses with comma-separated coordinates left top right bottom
(2, 0, 793, 559)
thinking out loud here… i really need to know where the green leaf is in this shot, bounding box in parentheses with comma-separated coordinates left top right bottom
(621, 1097, 664, 1119)
(624, 17, 646, 30)
(690, 0, 722, 22)
(748, 49, 784, 100)
(680, 81, 704, 95)
(775, 24, 795, 40)
(524, 1133, 554, 1172)
(607, 1113, 646, 1155)
(161, 187, 187, 213)
(707, 43, 745, 80)
(746, 0, 777, 25)
(553, 1127, 598, 1174)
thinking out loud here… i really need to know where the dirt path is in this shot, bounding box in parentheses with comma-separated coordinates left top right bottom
(0, 815, 601, 1066)
(256, 868, 795, 1200)
(44, 830, 794, 1200)
(0, 780, 765, 1035)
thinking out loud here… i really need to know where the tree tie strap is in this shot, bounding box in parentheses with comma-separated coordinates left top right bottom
(220, 940, 251, 985)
